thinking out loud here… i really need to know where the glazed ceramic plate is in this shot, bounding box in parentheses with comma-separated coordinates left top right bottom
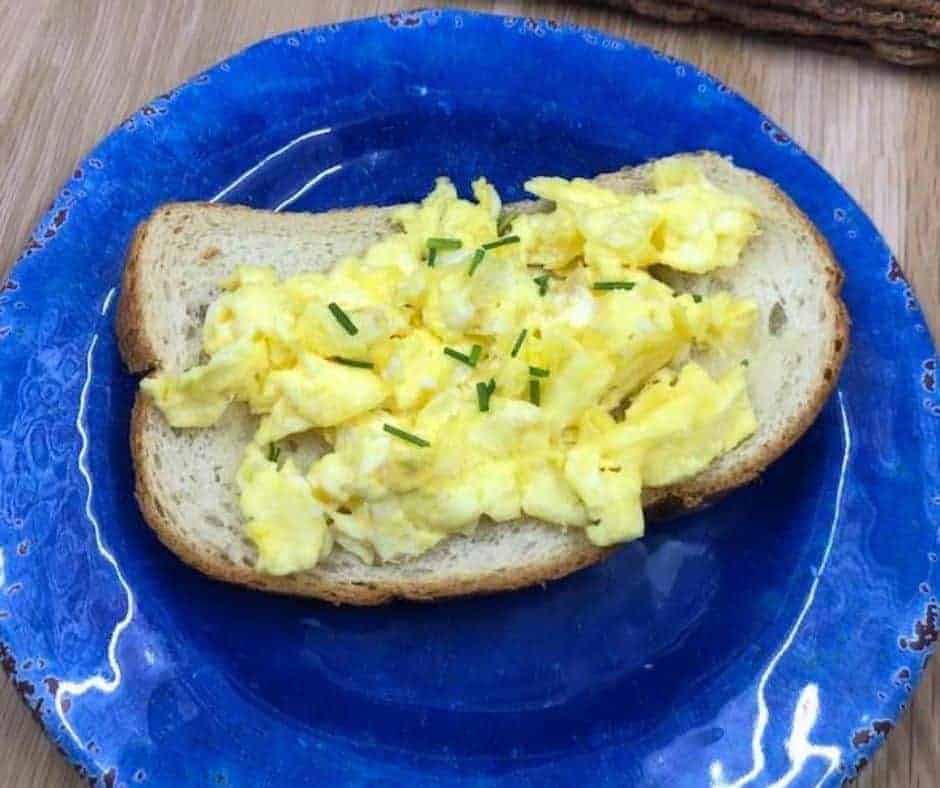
(0, 10, 937, 787)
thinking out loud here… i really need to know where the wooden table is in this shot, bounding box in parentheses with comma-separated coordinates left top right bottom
(0, 1, 936, 785)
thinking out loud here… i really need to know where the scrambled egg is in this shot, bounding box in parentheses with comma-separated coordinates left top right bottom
(142, 160, 760, 574)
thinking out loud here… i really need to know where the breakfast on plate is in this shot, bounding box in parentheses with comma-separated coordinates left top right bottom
(116, 152, 848, 604)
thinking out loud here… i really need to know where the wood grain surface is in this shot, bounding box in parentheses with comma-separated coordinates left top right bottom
(0, 1, 937, 785)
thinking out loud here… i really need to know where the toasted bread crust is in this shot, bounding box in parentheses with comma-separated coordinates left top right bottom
(116, 217, 158, 373)
(119, 158, 849, 604)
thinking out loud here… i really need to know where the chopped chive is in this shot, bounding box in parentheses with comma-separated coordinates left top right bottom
(741, 359, 750, 366)
(267, 444, 281, 463)
(468, 247, 486, 276)
(487, 378, 496, 395)
(426, 237, 462, 251)
(497, 211, 519, 236)
(529, 378, 541, 406)
(510, 328, 528, 358)
(444, 346, 470, 364)
(328, 302, 358, 335)
(444, 345, 484, 367)
(442, 345, 483, 367)
(481, 235, 520, 251)
(476, 380, 492, 412)
(693, 294, 703, 303)
(428, 247, 437, 267)
(331, 356, 374, 369)
(593, 281, 635, 291)
(534, 274, 551, 296)
(529, 366, 550, 378)
(383, 423, 430, 448)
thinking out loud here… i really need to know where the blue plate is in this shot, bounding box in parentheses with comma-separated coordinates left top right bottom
(0, 9, 937, 787)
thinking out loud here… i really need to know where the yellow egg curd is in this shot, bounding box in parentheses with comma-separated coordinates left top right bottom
(142, 160, 760, 574)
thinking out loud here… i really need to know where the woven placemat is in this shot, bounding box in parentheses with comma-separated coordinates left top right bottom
(588, 0, 940, 65)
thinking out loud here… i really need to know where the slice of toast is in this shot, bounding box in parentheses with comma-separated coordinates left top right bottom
(117, 153, 848, 604)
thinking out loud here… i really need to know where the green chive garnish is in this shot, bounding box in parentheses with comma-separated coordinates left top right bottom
(529, 366, 550, 378)
(482, 235, 520, 251)
(267, 445, 281, 463)
(477, 381, 491, 412)
(383, 424, 430, 448)
(593, 281, 635, 291)
(427, 238, 461, 267)
(742, 359, 750, 367)
(331, 356, 374, 369)
(529, 378, 541, 406)
(427, 237, 462, 250)
(534, 274, 550, 296)
(497, 211, 518, 236)
(444, 345, 482, 367)
(511, 328, 528, 358)
(476, 378, 496, 412)
(328, 302, 358, 335)
(468, 248, 486, 276)
(693, 294, 703, 303)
